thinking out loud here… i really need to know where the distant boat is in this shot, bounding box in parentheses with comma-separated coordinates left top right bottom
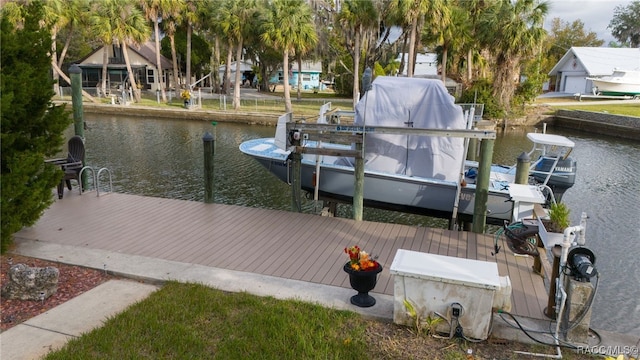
(587, 69, 640, 97)
(240, 77, 576, 224)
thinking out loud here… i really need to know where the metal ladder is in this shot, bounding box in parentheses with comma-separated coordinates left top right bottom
(79, 166, 113, 196)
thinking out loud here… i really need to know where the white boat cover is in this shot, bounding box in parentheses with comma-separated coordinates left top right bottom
(354, 76, 465, 181)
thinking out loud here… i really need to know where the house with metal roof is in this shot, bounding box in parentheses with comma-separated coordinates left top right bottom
(548, 47, 640, 94)
(76, 41, 173, 94)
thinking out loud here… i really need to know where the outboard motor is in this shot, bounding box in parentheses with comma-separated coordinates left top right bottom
(532, 157, 577, 202)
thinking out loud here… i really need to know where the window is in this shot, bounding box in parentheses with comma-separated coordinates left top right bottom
(147, 69, 155, 84)
(302, 74, 311, 82)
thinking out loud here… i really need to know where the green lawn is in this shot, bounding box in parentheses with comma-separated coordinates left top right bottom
(41, 282, 595, 360)
(44, 282, 369, 359)
(537, 98, 640, 117)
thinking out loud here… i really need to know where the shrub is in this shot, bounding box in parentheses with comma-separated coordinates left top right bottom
(1, 2, 71, 252)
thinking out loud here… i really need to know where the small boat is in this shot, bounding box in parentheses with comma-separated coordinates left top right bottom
(586, 69, 640, 97)
(240, 77, 576, 224)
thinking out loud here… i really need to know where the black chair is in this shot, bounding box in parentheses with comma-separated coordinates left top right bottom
(46, 136, 85, 199)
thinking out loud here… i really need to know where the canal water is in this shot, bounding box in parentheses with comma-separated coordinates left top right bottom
(79, 113, 639, 337)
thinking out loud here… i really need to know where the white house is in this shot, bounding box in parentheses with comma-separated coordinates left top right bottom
(548, 47, 640, 94)
(76, 41, 172, 93)
(396, 53, 438, 76)
(218, 60, 255, 87)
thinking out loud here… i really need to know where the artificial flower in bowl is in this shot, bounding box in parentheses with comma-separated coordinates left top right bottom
(344, 245, 379, 271)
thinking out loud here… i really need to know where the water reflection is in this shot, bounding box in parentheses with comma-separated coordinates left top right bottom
(78, 114, 639, 336)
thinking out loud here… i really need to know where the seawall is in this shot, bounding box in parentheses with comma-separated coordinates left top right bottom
(552, 109, 640, 140)
(80, 102, 282, 126)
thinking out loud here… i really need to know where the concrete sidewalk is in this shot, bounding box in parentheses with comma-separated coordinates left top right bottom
(1, 280, 158, 360)
(2, 239, 638, 359)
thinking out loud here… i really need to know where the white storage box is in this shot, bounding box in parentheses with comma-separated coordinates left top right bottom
(390, 250, 501, 340)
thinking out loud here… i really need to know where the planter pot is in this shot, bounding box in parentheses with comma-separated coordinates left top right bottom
(343, 262, 383, 307)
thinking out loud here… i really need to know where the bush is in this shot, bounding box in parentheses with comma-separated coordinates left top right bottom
(1, 2, 71, 252)
(458, 79, 504, 119)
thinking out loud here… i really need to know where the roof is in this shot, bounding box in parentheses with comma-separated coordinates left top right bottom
(549, 47, 640, 76)
(218, 60, 254, 73)
(290, 61, 322, 73)
(135, 42, 172, 70)
(76, 41, 172, 70)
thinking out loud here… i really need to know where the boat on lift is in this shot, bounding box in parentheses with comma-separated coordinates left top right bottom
(240, 77, 576, 224)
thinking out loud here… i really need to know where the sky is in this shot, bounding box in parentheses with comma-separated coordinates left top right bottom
(544, 0, 635, 45)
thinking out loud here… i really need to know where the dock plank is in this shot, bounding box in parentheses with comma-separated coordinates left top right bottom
(14, 191, 549, 322)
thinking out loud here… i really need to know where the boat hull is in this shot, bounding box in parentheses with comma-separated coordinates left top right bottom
(241, 138, 514, 224)
(588, 70, 640, 96)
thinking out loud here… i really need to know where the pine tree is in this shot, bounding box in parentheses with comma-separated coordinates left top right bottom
(1, 2, 72, 252)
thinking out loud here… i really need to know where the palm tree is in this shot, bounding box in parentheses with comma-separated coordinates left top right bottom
(261, 0, 317, 113)
(392, 0, 448, 78)
(218, 0, 257, 110)
(199, 1, 225, 93)
(163, 0, 185, 91)
(94, 0, 150, 103)
(141, 0, 171, 102)
(183, 0, 200, 90)
(428, 3, 467, 84)
(478, 0, 548, 113)
(337, 0, 377, 106)
(44, 0, 90, 93)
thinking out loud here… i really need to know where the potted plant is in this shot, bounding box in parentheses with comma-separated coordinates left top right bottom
(343, 245, 382, 307)
(537, 202, 571, 248)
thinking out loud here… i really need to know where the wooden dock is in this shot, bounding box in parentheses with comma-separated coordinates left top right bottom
(14, 191, 549, 321)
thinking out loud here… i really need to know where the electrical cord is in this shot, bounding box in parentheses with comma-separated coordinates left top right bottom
(498, 311, 580, 349)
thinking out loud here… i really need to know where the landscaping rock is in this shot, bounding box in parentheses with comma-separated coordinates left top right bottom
(1, 263, 59, 300)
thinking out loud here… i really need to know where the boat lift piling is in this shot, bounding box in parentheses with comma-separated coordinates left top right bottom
(285, 122, 496, 229)
(203, 123, 217, 203)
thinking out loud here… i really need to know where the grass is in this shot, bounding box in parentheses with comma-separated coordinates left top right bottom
(79, 90, 355, 118)
(42, 282, 596, 360)
(44, 282, 368, 359)
(554, 104, 640, 117)
(536, 97, 640, 117)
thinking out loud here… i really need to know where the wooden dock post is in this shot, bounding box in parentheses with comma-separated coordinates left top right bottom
(291, 133, 302, 212)
(69, 64, 88, 189)
(203, 126, 216, 203)
(353, 140, 364, 221)
(515, 151, 530, 184)
(69, 65, 84, 139)
(472, 139, 494, 233)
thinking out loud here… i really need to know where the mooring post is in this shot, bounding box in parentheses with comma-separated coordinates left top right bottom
(203, 125, 216, 203)
(69, 65, 84, 138)
(472, 139, 494, 233)
(69, 64, 88, 189)
(467, 137, 478, 162)
(291, 133, 302, 212)
(515, 151, 530, 184)
(353, 139, 364, 221)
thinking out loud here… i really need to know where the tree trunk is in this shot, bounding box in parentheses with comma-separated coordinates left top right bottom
(51, 29, 59, 94)
(467, 48, 473, 83)
(352, 25, 361, 107)
(170, 34, 180, 91)
(233, 38, 243, 110)
(186, 22, 192, 88)
(398, 30, 408, 76)
(296, 55, 302, 101)
(212, 37, 220, 93)
(101, 47, 109, 96)
(407, 18, 418, 78)
(224, 40, 233, 95)
(122, 42, 141, 102)
(58, 24, 73, 68)
(153, 20, 166, 102)
(51, 60, 98, 103)
(283, 49, 292, 113)
(441, 46, 448, 84)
